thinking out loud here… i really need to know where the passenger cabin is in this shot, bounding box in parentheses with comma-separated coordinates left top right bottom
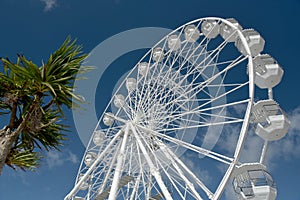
(253, 54, 284, 89)
(251, 99, 290, 141)
(233, 163, 277, 200)
(235, 29, 265, 57)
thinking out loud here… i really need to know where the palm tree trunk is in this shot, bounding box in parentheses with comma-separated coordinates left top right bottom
(0, 128, 14, 174)
(0, 97, 41, 174)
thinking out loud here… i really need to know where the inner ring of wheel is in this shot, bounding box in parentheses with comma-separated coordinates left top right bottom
(110, 47, 227, 172)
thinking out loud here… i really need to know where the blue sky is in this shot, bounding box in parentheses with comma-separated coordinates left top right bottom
(0, 0, 300, 199)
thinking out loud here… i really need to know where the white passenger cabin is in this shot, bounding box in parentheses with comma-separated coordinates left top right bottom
(251, 99, 290, 141)
(233, 163, 277, 200)
(253, 54, 284, 89)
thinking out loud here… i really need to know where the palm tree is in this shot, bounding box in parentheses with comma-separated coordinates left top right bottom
(0, 37, 90, 173)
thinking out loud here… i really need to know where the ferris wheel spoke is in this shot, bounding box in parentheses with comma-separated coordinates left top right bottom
(138, 35, 218, 110)
(107, 125, 130, 200)
(129, 172, 141, 200)
(159, 165, 186, 199)
(130, 123, 173, 200)
(163, 113, 243, 129)
(158, 90, 248, 128)
(136, 124, 233, 165)
(160, 141, 213, 198)
(158, 144, 204, 199)
(161, 99, 249, 126)
(161, 119, 244, 132)
(182, 38, 228, 80)
(165, 80, 249, 122)
(117, 101, 136, 121)
(195, 81, 249, 110)
(196, 111, 242, 122)
(136, 145, 148, 199)
(192, 53, 245, 91)
(64, 129, 125, 200)
(136, 126, 202, 200)
(162, 55, 248, 110)
(97, 142, 122, 195)
(196, 99, 249, 114)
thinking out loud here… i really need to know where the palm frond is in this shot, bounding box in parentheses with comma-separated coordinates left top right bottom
(6, 150, 40, 171)
(41, 36, 89, 109)
(0, 36, 91, 172)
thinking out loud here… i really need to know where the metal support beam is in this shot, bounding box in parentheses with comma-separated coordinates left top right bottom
(158, 143, 203, 200)
(260, 140, 268, 164)
(64, 129, 124, 200)
(108, 125, 130, 200)
(129, 123, 173, 200)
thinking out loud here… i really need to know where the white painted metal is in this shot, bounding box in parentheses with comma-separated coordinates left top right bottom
(108, 125, 130, 200)
(103, 112, 114, 126)
(167, 34, 181, 51)
(235, 29, 265, 57)
(66, 17, 288, 200)
(138, 62, 149, 76)
(232, 163, 277, 200)
(113, 94, 125, 108)
(184, 24, 200, 42)
(259, 141, 268, 164)
(152, 47, 164, 62)
(78, 173, 89, 190)
(201, 19, 220, 39)
(253, 54, 284, 89)
(73, 197, 85, 200)
(252, 99, 290, 141)
(129, 123, 173, 200)
(220, 18, 242, 42)
(84, 152, 97, 167)
(93, 130, 105, 146)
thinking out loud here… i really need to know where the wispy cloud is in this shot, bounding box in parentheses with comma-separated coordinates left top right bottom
(45, 149, 79, 169)
(67, 150, 79, 164)
(14, 171, 31, 186)
(265, 106, 300, 168)
(40, 0, 57, 12)
(180, 151, 212, 184)
(45, 150, 64, 169)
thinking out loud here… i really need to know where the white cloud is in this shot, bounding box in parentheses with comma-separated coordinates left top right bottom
(239, 132, 264, 163)
(180, 151, 213, 184)
(9, 170, 31, 186)
(45, 150, 64, 169)
(40, 0, 57, 12)
(67, 150, 79, 164)
(264, 106, 300, 168)
(45, 149, 79, 169)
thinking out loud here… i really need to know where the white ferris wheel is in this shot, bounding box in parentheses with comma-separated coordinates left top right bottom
(65, 17, 290, 200)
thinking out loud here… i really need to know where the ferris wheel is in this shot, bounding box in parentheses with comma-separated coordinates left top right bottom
(65, 17, 290, 200)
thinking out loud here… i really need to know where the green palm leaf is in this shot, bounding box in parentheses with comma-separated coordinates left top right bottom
(7, 150, 40, 171)
(0, 36, 91, 172)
